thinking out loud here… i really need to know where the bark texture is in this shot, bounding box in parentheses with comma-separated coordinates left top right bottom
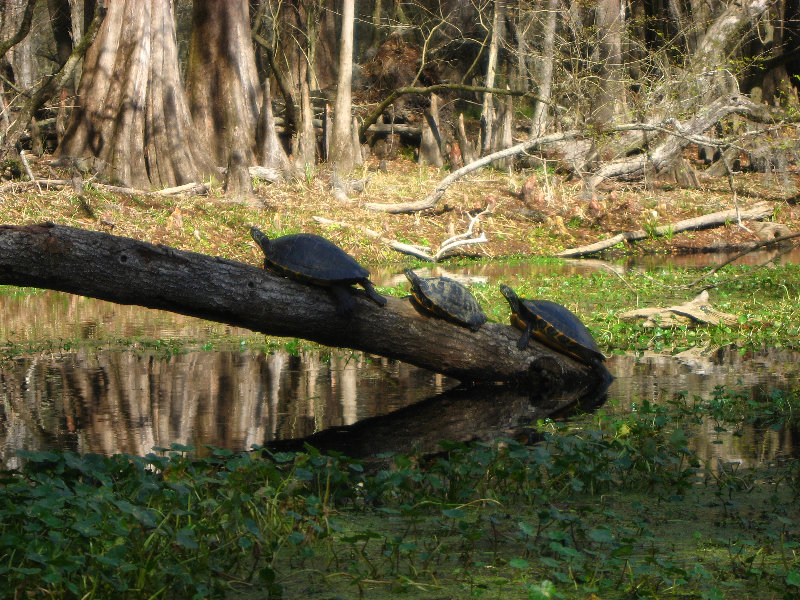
(56, 0, 213, 189)
(0, 223, 611, 392)
(186, 0, 261, 168)
(328, 0, 356, 174)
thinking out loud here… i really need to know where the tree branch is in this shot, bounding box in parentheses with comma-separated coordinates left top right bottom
(0, 0, 37, 61)
(1, 4, 105, 162)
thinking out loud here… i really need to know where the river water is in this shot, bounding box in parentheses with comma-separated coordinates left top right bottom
(1, 253, 798, 469)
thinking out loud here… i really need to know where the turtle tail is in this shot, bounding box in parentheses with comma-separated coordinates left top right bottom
(361, 280, 387, 307)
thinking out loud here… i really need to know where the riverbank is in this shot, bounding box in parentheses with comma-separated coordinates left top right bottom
(2, 156, 797, 266)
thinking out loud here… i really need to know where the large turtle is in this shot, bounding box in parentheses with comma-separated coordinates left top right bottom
(251, 227, 386, 316)
(500, 284, 605, 366)
(405, 269, 487, 332)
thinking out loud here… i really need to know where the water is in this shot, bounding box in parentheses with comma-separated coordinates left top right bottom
(1, 255, 798, 468)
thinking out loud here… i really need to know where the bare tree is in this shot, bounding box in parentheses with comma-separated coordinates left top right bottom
(529, 0, 558, 137)
(328, 0, 356, 174)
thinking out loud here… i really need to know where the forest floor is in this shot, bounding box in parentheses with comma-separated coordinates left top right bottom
(1, 152, 798, 267)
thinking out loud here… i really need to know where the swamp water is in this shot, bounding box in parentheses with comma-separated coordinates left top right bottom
(1, 255, 799, 468)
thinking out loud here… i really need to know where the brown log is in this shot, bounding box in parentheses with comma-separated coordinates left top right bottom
(556, 201, 774, 258)
(0, 223, 610, 392)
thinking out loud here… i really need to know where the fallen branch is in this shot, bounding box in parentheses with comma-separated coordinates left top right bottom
(365, 94, 781, 216)
(556, 201, 774, 258)
(365, 130, 581, 214)
(313, 209, 490, 262)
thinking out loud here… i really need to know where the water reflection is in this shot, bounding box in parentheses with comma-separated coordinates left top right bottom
(1, 343, 797, 468)
(2, 262, 799, 467)
(0, 347, 459, 468)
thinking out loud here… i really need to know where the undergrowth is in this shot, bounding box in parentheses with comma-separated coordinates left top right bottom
(1, 387, 798, 599)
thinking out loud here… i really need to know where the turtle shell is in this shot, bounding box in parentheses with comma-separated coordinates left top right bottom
(500, 284, 604, 366)
(405, 269, 487, 331)
(251, 227, 386, 314)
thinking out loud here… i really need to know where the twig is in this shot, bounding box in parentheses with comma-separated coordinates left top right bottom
(18, 150, 41, 193)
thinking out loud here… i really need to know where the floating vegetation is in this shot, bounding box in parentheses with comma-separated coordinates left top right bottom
(1, 388, 798, 599)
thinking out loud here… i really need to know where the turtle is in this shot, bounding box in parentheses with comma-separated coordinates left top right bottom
(499, 284, 605, 366)
(405, 269, 487, 332)
(251, 227, 386, 316)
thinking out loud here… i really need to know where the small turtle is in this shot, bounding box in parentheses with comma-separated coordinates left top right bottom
(500, 284, 605, 366)
(405, 269, 487, 332)
(251, 227, 386, 316)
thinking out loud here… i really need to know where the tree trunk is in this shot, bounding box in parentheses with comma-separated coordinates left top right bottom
(185, 0, 261, 170)
(418, 93, 443, 167)
(1, 4, 103, 164)
(593, 0, 626, 124)
(255, 78, 292, 175)
(480, 0, 503, 156)
(328, 0, 356, 174)
(0, 223, 611, 392)
(47, 0, 73, 146)
(530, 0, 558, 137)
(55, 0, 213, 189)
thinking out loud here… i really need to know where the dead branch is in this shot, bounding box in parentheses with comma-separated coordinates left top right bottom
(365, 130, 582, 214)
(313, 209, 490, 262)
(365, 94, 782, 216)
(556, 201, 774, 258)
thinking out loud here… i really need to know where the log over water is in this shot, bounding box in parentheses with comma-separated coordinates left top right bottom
(0, 223, 611, 394)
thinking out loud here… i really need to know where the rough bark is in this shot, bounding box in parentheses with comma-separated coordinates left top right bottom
(529, 0, 558, 137)
(55, 0, 213, 189)
(185, 0, 261, 170)
(255, 78, 292, 175)
(0, 223, 611, 392)
(328, 0, 356, 174)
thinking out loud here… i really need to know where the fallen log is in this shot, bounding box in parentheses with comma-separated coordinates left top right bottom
(0, 223, 611, 392)
(556, 201, 774, 258)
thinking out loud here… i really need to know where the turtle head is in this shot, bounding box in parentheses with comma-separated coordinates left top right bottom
(499, 284, 519, 308)
(250, 227, 270, 252)
(404, 268, 420, 288)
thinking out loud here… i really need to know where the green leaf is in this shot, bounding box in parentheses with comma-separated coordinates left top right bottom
(509, 558, 529, 569)
(786, 570, 800, 587)
(588, 528, 614, 543)
(176, 527, 198, 550)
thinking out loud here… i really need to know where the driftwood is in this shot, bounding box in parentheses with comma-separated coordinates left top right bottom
(0, 223, 611, 392)
(619, 291, 739, 327)
(556, 201, 774, 258)
(314, 209, 490, 262)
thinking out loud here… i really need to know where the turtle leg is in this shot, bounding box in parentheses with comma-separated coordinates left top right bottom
(360, 280, 387, 307)
(517, 323, 533, 350)
(329, 285, 356, 317)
